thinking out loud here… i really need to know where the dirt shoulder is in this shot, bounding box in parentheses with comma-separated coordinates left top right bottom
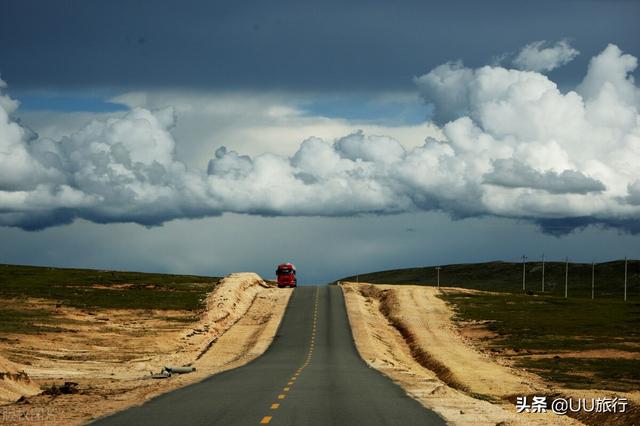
(0, 273, 292, 425)
(340, 282, 581, 425)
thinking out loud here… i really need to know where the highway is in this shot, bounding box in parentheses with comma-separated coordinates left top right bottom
(94, 286, 444, 425)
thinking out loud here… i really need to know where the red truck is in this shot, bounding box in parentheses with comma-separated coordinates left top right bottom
(276, 263, 297, 288)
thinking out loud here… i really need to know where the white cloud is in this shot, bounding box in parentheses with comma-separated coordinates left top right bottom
(513, 39, 579, 72)
(1, 43, 640, 233)
(577, 43, 640, 108)
(108, 90, 440, 165)
(483, 159, 606, 194)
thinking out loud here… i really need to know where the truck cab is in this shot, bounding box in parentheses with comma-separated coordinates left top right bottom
(276, 263, 297, 288)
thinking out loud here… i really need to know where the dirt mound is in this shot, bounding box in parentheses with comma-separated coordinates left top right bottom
(0, 355, 40, 404)
(340, 282, 580, 425)
(0, 272, 291, 424)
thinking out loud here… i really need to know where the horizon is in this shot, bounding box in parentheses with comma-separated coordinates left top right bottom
(1, 1, 639, 283)
(4, 256, 638, 286)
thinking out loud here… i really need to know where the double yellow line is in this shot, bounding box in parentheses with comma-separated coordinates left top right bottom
(260, 287, 320, 424)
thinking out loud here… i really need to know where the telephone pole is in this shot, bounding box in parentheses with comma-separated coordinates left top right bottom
(522, 255, 527, 292)
(591, 260, 595, 300)
(436, 266, 442, 289)
(541, 254, 545, 293)
(624, 257, 628, 302)
(565, 257, 569, 299)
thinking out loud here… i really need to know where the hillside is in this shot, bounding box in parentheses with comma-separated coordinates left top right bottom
(0, 264, 220, 311)
(338, 260, 640, 299)
(0, 266, 292, 425)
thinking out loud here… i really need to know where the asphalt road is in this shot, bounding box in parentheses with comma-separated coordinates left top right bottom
(94, 286, 445, 425)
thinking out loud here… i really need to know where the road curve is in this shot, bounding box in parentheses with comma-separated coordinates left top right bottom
(93, 286, 444, 425)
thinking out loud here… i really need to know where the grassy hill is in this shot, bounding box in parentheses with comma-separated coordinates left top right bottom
(338, 260, 640, 299)
(0, 264, 220, 310)
(340, 260, 640, 394)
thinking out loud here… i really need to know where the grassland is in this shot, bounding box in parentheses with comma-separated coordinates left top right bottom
(440, 291, 640, 391)
(341, 260, 640, 392)
(0, 264, 220, 334)
(339, 259, 639, 299)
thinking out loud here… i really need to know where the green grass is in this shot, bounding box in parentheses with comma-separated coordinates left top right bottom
(338, 259, 640, 299)
(0, 264, 221, 333)
(440, 291, 640, 391)
(0, 307, 68, 334)
(344, 260, 640, 392)
(517, 357, 640, 392)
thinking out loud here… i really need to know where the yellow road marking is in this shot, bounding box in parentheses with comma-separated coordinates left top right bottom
(262, 289, 320, 424)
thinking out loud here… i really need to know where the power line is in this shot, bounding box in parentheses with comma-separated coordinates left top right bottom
(591, 260, 595, 300)
(541, 254, 545, 293)
(521, 255, 527, 292)
(624, 257, 628, 302)
(565, 257, 569, 299)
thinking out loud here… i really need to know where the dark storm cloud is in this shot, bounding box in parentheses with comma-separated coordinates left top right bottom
(1, 213, 638, 283)
(536, 217, 640, 236)
(1, 0, 638, 91)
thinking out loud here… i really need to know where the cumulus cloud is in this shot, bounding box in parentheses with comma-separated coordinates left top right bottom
(483, 159, 606, 194)
(513, 39, 579, 72)
(1, 42, 640, 233)
(626, 180, 640, 206)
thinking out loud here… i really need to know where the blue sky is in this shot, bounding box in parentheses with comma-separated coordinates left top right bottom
(1, 1, 639, 283)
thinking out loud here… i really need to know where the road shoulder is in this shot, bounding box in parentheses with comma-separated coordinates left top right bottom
(340, 282, 580, 425)
(0, 274, 292, 426)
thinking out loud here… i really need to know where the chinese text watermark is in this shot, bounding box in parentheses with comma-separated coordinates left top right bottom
(0, 406, 59, 423)
(516, 396, 628, 415)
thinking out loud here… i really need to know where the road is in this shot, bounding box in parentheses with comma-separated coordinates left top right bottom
(94, 286, 445, 425)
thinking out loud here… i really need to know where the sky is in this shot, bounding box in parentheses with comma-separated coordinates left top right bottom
(1, 0, 639, 283)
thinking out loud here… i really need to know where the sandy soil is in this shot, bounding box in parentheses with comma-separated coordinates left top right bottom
(0, 273, 291, 425)
(0, 356, 40, 405)
(340, 282, 582, 425)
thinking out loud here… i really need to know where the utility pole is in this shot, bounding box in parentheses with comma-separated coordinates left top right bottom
(436, 266, 442, 289)
(522, 255, 527, 292)
(591, 260, 595, 300)
(565, 257, 569, 299)
(541, 254, 545, 293)
(624, 257, 628, 302)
